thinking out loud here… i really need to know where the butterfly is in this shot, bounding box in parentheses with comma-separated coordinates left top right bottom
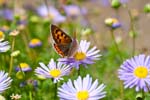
(50, 24, 78, 58)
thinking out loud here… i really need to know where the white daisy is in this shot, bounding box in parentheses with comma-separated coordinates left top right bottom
(58, 74, 106, 100)
(0, 71, 12, 93)
(35, 59, 71, 83)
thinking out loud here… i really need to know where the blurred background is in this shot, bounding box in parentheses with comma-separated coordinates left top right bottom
(0, 0, 150, 100)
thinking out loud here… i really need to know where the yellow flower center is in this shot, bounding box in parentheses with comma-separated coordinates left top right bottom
(20, 63, 29, 68)
(77, 90, 89, 100)
(49, 13, 55, 19)
(74, 52, 86, 60)
(0, 31, 4, 40)
(112, 18, 118, 24)
(31, 39, 41, 45)
(49, 69, 61, 78)
(134, 66, 148, 78)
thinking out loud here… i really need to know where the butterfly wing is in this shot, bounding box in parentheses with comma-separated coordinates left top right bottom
(51, 24, 72, 57)
(51, 24, 72, 44)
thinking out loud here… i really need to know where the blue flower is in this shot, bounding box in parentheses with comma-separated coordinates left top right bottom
(58, 40, 101, 69)
(1, 9, 14, 21)
(36, 5, 66, 23)
(118, 54, 150, 92)
(58, 74, 106, 100)
(29, 38, 42, 48)
(0, 41, 10, 53)
(0, 71, 12, 93)
(15, 63, 32, 72)
(63, 5, 87, 18)
(35, 59, 71, 83)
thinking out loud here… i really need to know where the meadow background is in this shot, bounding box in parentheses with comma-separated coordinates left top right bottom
(0, 0, 150, 100)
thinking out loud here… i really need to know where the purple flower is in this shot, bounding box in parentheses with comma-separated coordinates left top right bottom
(58, 74, 106, 100)
(63, 5, 87, 18)
(35, 59, 71, 83)
(0, 40, 10, 53)
(36, 5, 66, 23)
(15, 63, 32, 72)
(105, 18, 121, 29)
(0, 71, 12, 93)
(1, 9, 14, 21)
(29, 38, 42, 48)
(58, 40, 101, 69)
(118, 54, 150, 92)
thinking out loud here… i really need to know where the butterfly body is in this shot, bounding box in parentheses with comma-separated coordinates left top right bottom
(51, 24, 78, 57)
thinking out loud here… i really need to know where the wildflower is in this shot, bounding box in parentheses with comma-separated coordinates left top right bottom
(0, 41, 10, 53)
(1, 9, 14, 21)
(58, 40, 101, 69)
(0, 25, 10, 33)
(29, 38, 42, 48)
(118, 54, 150, 92)
(9, 30, 19, 36)
(0, 95, 5, 100)
(11, 50, 20, 57)
(0, 71, 12, 93)
(27, 79, 38, 87)
(15, 63, 32, 72)
(58, 74, 106, 100)
(63, 5, 87, 18)
(0, 31, 5, 41)
(36, 5, 66, 23)
(10, 94, 21, 100)
(105, 18, 121, 29)
(35, 59, 71, 83)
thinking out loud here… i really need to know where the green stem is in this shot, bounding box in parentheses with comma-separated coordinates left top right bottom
(9, 37, 15, 75)
(142, 90, 145, 100)
(110, 30, 123, 62)
(54, 83, 57, 100)
(78, 66, 81, 76)
(127, 7, 136, 56)
(29, 91, 33, 100)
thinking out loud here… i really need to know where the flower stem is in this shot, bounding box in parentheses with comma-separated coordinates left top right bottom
(9, 37, 15, 75)
(110, 30, 123, 62)
(127, 6, 136, 56)
(29, 91, 33, 100)
(54, 83, 57, 100)
(78, 66, 81, 76)
(142, 90, 145, 100)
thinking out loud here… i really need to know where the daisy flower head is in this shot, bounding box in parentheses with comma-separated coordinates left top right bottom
(105, 18, 121, 29)
(58, 74, 106, 100)
(0, 40, 10, 53)
(63, 5, 87, 18)
(0, 71, 12, 93)
(118, 54, 150, 92)
(58, 40, 101, 69)
(29, 38, 42, 48)
(0, 31, 5, 42)
(10, 93, 21, 100)
(35, 59, 71, 83)
(36, 5, 66, 23)
(15, 63, 32, 72)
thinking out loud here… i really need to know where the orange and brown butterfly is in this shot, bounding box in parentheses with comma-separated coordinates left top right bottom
(50, 24, 78, 58)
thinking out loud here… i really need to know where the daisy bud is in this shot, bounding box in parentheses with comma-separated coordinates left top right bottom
(111, 0, 121, 9)
(144, 4, 150, 13)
